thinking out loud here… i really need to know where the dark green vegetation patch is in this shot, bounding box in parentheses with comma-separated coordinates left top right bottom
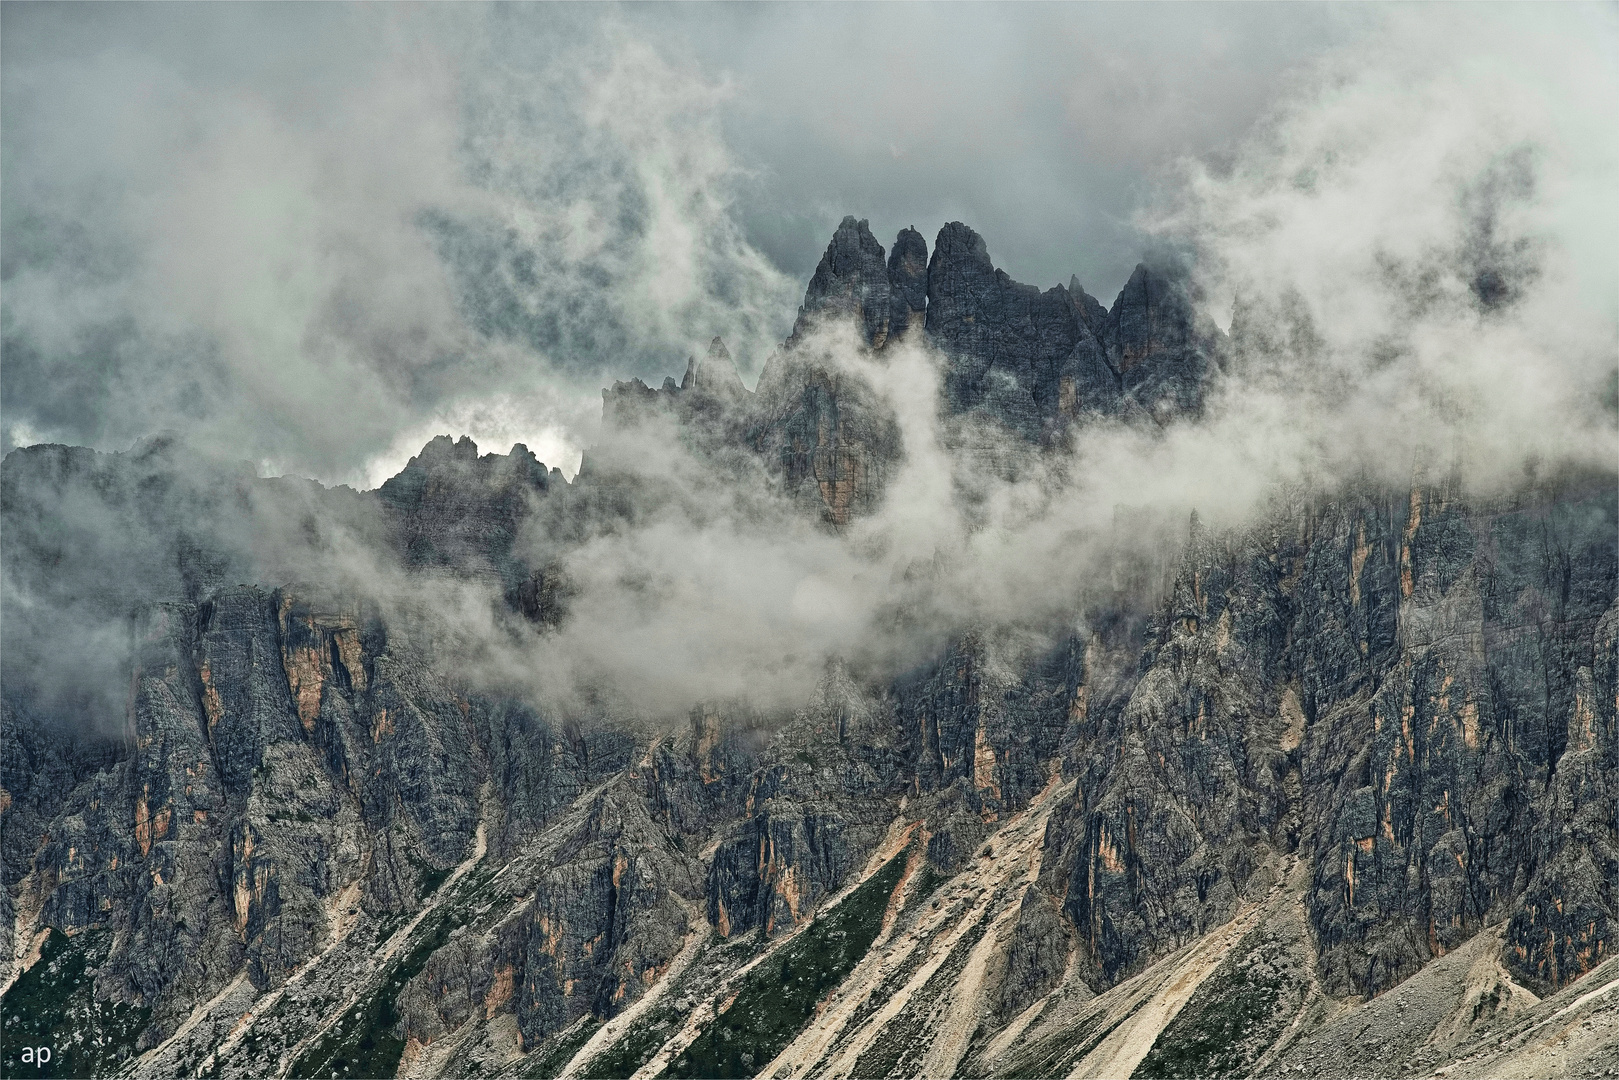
(0, 929, 150, 1079)
(287, 868, 493, 1080)
(578, 996, 683, 1079)
(1132, 931, 1294, 1079)
(662, 851, 909, 1079)
(519, 1017, 602, 1079)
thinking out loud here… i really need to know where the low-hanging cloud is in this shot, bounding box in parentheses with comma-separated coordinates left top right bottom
(2, 4, 1614, 731)
(1, 6, 799, 486)
(470, 5, 1618, 719)
(1150, 3, 1618, 489)
(3, 3, 1396, 488)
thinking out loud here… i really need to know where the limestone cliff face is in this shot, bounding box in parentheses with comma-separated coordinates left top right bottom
(926, 221, 1103, 440)
(922, 222, 1216, 439)
(1, 216, 1615, 1080)
(750, 354, 902, 528)
(379, 434, 561, 589)
(1100, 260, 1216, 418)
(789, 216, 896, 349)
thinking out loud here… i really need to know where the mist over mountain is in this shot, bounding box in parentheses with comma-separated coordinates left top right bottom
(2, 5, 1617, 1080)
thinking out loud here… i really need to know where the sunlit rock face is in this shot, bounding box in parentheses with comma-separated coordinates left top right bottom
(0, 215, 1614, 1080)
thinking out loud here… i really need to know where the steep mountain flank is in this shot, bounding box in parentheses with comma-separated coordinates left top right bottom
(1, 216, 1614, 1079)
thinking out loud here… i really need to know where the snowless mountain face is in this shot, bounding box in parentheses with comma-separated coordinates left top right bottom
(1, 217, 1616, 1080)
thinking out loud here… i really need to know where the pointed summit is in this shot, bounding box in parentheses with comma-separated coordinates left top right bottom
(1102, 262, 1194, 374)
(791, 216, 893, 347)
(887, 227, 929, 342)
(681, 336, 747, 397)
(1068, 275, 1109, 341)
(1100, 260, 1212, 417)
(924, 220, 1125, 439)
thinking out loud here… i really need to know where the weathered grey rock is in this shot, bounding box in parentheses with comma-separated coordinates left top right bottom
(888, 227, 930, 343)
(681, 336, 748, 399)
(789, 216, 895, 349)
(749, 351, 903, 528)
(1, 217, 1614, 1080)
(705, 669, 903, 937)
(925, 222, 1097, 441)
(1100, 259, 1217, 419)
(377, 435, 559, 590)
(1069, 275, 1109, 340)
(994, 885, 1075, 1024)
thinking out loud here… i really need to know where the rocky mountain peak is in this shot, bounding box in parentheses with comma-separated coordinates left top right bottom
(887, 226, 929, 342)
(4, 210, 1613, 1080)
(1092, 259, 1215, 419)
(406, 433, 481, 469)
(1102, 261, 1193, 374)
(930, 220, 993, 270)
(790, 216, 893, 348)
(821, 215, 885, 281)
(1068, 274, 1109, 339)
(680, 335, 748, 398)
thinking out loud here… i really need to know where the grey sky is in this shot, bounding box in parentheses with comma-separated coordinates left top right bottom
(4, 1, 1616, 732)
(2, 2, 1610, 488)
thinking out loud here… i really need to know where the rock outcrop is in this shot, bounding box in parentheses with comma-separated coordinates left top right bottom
(1, 215, 1614, 1080)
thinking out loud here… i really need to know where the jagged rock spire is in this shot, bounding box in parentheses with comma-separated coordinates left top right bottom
(681, 336, 747, 397)
(790, 216, 892, 347)
(1068, 275, 1108, 340)
(887, 227, 929, 342)
(789, 216, 932, 349)
(1099, 260, 1210, 417)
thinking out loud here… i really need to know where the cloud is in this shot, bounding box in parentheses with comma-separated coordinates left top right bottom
(2, 3, 1382, 487)
(0, 6, 797, 486)
(477, 4, 1618, 718)
(647, 1, 1367, 292)
(1149, 3, 1619, 489)
(2, 4, 1613, 731)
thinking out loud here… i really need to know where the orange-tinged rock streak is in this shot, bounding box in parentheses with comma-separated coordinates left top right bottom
(1399, 487, 1422, 598)
(759, 831, 807, 934)
(135, 791, 152, 857)
(1569, 671, 1596, 753)
(816, 448, 867, 529)
(1350, 520, 1370, 608)
(282, 642, 325, 733)
(333, 629, 366, 692)
(972, 724, 1002, 802)
(1097, 825, 1126, 874)
(278, 595, 368, 733)
(694, 709, 724, 785)
(1069, 682, 1089, 724)
(1459, 697, 1481, 750)
(232, 827, 257, 937)
(198, 659, 224, 731)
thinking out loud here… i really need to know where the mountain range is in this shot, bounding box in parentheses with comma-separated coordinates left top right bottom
(2, 216, 1615, 1080)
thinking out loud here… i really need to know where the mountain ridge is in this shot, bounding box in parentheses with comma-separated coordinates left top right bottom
(1, 214, 1615, 1079)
